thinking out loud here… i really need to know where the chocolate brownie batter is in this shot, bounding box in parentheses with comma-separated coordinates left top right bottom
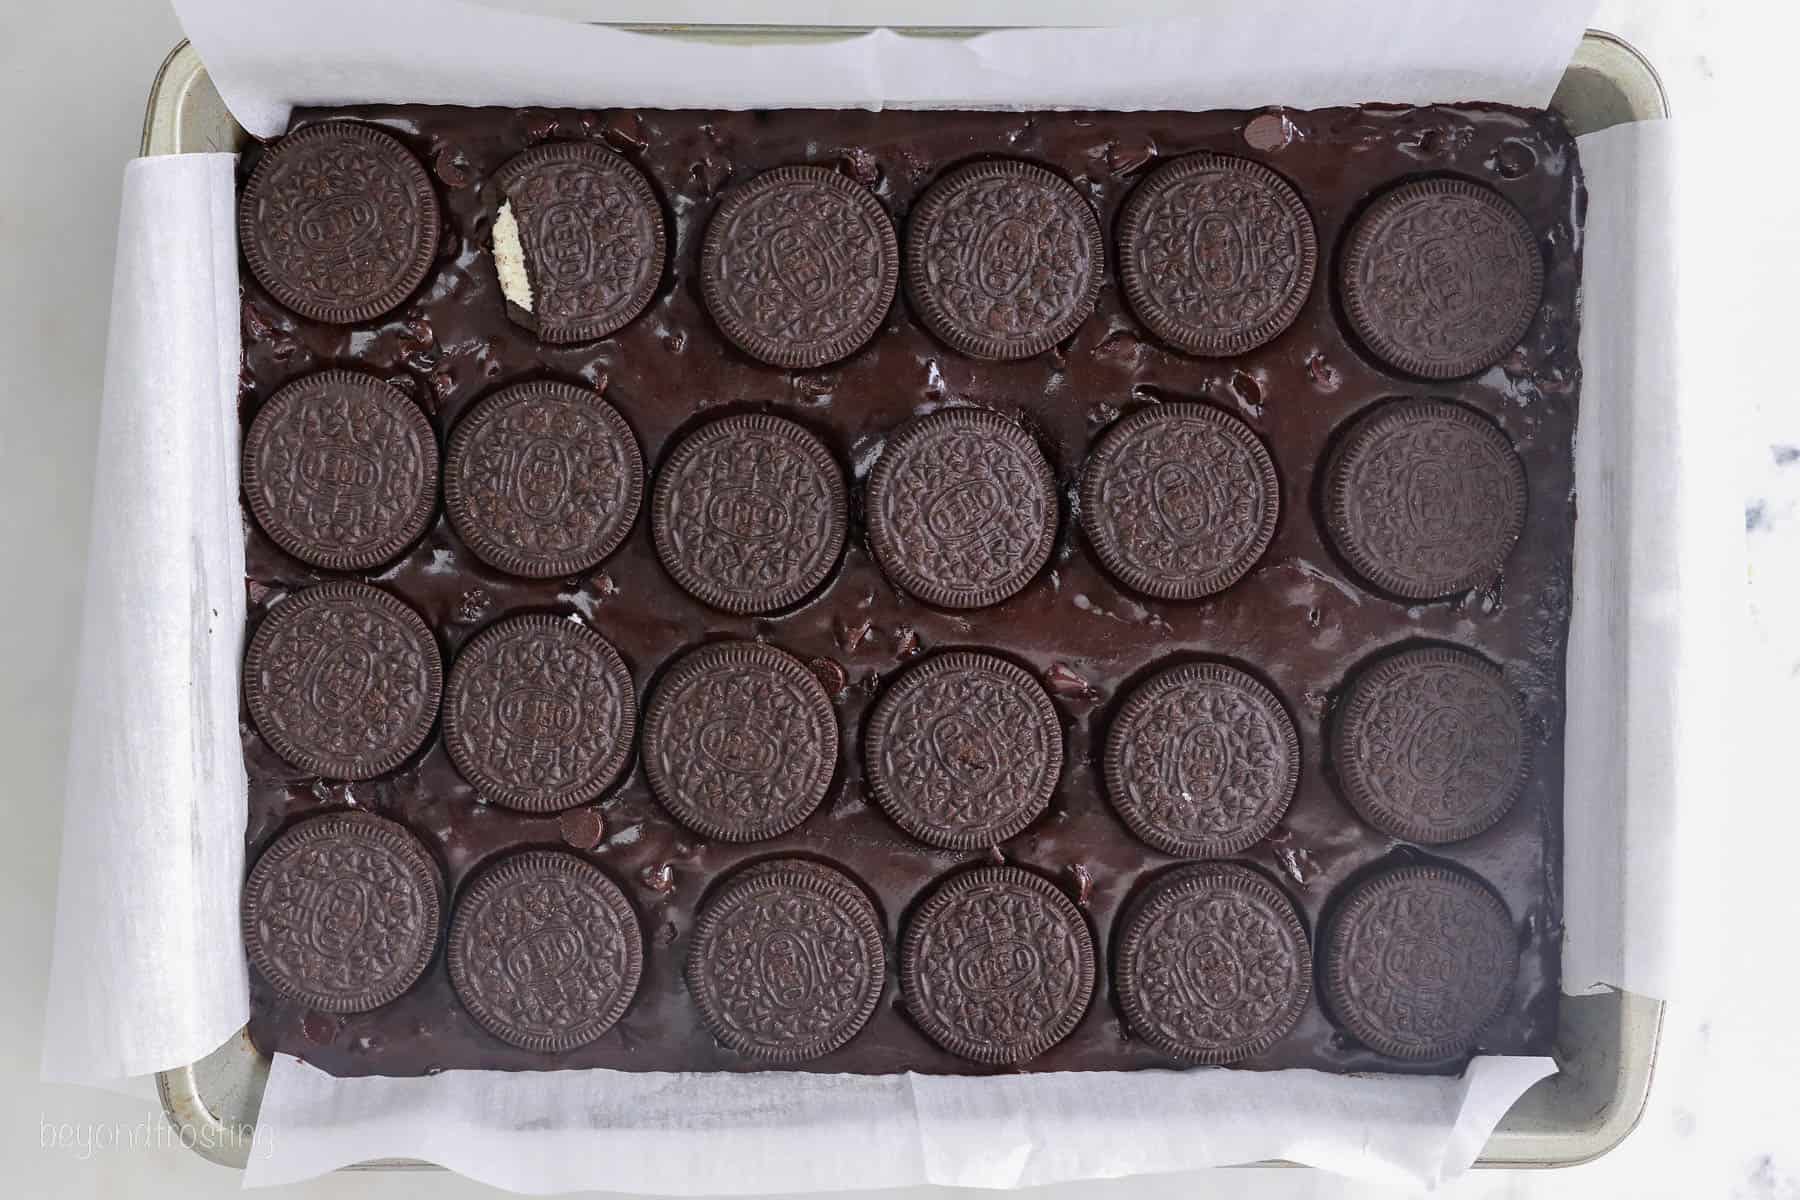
(238, 101, 1581, 1077)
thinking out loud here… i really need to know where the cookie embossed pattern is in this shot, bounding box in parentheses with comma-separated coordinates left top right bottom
(1339, 178, 1545, 380)
(905, 159, 1104, 361)
(1115, 864, 1311, 1064)
(865, 652, 1063, 850)
(447, 850, 644, 1053)
(643, 641, 839, 842)
(701, 165, 899, 368)
(901, 866, 1096, 1065)
(866, 408, 1059, 610)
(443, 379, 644, 579)
(442, 615, 637, 812)
(687, 860, 886, 1062)
(241, 811, 443, 1015)
(1332, 645, 1529, 845)
(652, 413, 847, 614)
(1104, 662, 1301, 858)
(239, 122, 440, 325)
(237, 101, 1580, 1078)
(242, 582, 443, 781)
(1118, 153, 1318, 357)
(241, 370, 440, 571)
(1323, 399, 1528, 600)
(491, 141, 666, 343)
(1324, 865, 1518, 1060)
(1080, 402, 1282, 600)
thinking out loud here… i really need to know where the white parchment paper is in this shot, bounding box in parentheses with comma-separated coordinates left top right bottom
(43, 0, 1702, 1190)
(246, 1052, 1555, 1193)
(1561, 122, 1709, 1002)
(40, 152, 247, 1087)
(173, 0, 1591, 140)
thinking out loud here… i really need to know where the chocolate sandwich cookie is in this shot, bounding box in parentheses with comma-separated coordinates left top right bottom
(901, 866, 1094, 1064)
(242, 370, 439, 571)
(1332, 645, 1527, 845)
(448, 850, 643, 1052)
(1340, 177, 1543, 379)
(686, 859, 885, 1061)
(490, 142, 665, 342)
(652, 414, 847, 614)
(444, 381, 644, 579)
(1081, 404, 1280, 600)
(701, 166, 899, 368)
(443, 615, 636, 812)
(1118, 153, 1317, 356)
(905, 160, 1104, 361)
(865, 408, 1058, 610)
(239, 122, 440, 325)
(244, 582, 442, 780)
(643, 641, 838, 842)
(242, 811, 442, 1013)
(1323, 400, 1528, 601)
(1324, 864, 1517, 1060)
(864, 652, 1061, 849)
(1115, 865, 1310, 1064)
(1104, 662, 1299, 857)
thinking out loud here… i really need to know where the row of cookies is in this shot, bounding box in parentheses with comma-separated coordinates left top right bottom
(245, 812, 1520, 1065)
(247, 581, 1527, 850)
(241, 122, 1544, 378)
(247, 370, 1529, 609)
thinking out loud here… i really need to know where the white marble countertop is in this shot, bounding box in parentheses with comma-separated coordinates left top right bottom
(1, 1, 1793, 1196)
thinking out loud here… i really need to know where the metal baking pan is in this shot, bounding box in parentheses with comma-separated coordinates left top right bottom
(145, 27, 1668, 1173)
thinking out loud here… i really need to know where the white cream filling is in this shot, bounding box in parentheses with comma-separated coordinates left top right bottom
(492, 200, 535, 314)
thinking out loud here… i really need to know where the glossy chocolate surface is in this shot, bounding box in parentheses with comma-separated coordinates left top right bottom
(240, 101, 1581, 1077)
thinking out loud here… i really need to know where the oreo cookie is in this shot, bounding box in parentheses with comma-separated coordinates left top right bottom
(1080, 404, 1280, 600)
(901, 866, 1094, 1064)
(443, 615, 636, 812)
(652, 414, 847, 614)
(865, 408, 1058, 610)
(1104, 662, 1299, 857)
(242, 370, 439, 570)
(1118, 154, 1317, 356)
(864, 652, 1061, 849)
(686, 859, 885, 1061)
(244, 582, 443, 780)
(1332, 645, 1527, 845)
(643, 641, 838, 842)
(1323, 400, 1527, 601)
(444, 380, 644, 579)
(239, 122, 440, 325)
(701, 166, 898, 368)
(905, 160, 1103, 360)
(491, 141, 665, 343)
(1115, 865, 1310, 1064)
(242, 811, 441, 1013)
(1324, 864, 1517, 1059)
(448, 850, 643, 1052)
(1340, 177, 1543, 379)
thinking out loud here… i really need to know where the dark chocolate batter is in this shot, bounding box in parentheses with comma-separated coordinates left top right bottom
(239, 101, 1581, 1077)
